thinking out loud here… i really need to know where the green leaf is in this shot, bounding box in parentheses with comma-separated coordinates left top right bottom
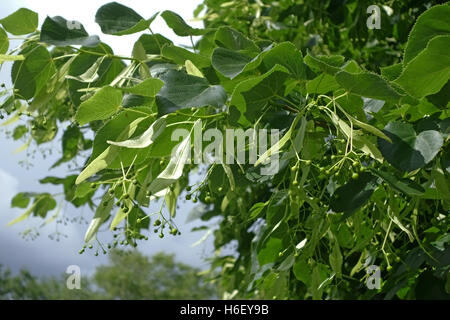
(293, 258, 312, 286)
(107, 116, 166, 148)
(95, 2, 157, 36)
(380, 63, 402, 81)
(0, 27, 8, 54)
(148, 125, 195, 195)
(260, 42, 309, 80)
(156, 70, 227, 116)
(255, 115, 301, 166)
(248, 201, 268, 220)
(230, 64, 289, 125)
(66, 56, 105, 83)
(403, 4, 450, 65)
(335, 70, 403, 102)
(330, 172, 379, 215)
(431, 166, 450, 203)
(74, 182, 94, 199)
(75, 115, 148, 184)
(134, 34, 172, 55)
(162, 44, 210, 69)
(0, 8, 38, 35)
(160, 10, 207, 36)
(211, 47, 253, 79)
(84, 192, 114, 243)
(11, 44, 55, 100)
(147, 114, 195, 157)
(378, 122, 443, 172)
(304, 51, 345, 75)
(212, 42, 308, 80)
(11, 193, 31, 209)
(185, 60, 204, 78)
(40, 16, 100, 47)
(52, 126, 83, 168)
(369, 169, 424, 196)
(75, 86, 122, 125)
(214, 26, 259, 53)
(88, 107, 153, 165)
(12, 125, 27, 140)
(329, 241, 343, 278)
(258, 236, 283, 266)
(33, 194, 57, 218)
(394, 35, 450, 99)
(121, 78, 164, 97)
(306, 73, 340, 94)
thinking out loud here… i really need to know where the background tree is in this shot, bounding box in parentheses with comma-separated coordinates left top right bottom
(0, 0, 449, 300)
(0, 250, 217, 299)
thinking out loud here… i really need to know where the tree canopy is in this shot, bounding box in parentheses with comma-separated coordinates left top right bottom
(0, 0, 449, 299)
(0, 250, 217, 299)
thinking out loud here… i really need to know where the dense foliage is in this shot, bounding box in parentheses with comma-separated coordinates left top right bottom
(0, 0, 449, 299)
(0, 250, 216, 299)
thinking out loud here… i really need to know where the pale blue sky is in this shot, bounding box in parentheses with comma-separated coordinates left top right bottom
(0, 0, 221, 277)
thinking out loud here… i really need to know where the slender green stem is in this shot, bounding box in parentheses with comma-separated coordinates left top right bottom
(73, 47, 137, 61)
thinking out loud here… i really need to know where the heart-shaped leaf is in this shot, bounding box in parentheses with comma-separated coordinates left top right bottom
(75, 86, 122, 125)
(40, 16, 100, 47)
(11, 44, 55, 100)
(330, 172, 379, 215)
(403, 4, 450, 65)
(395, 35, 450, 99)
(0, 8, 38, 35)
(378, 122, 443, 172)
(155, 69, 227, 116)
(335, 70, 403, 102)
(161, 10, 207, 36)
(95, 2, 157, 36)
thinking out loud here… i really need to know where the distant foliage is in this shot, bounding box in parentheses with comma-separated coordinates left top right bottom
(0, 0, 449, 299)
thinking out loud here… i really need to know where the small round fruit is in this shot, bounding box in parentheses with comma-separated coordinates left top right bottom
(352, 172, 359, 179)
